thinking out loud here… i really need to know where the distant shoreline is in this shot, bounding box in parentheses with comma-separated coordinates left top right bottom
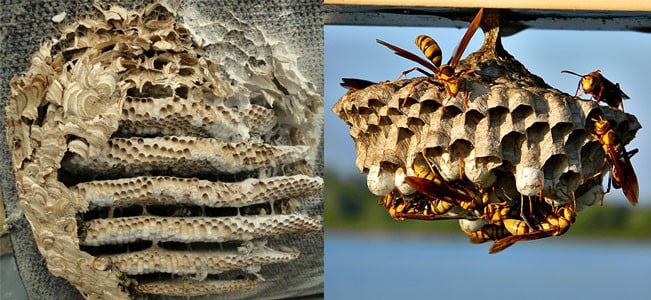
(325, 228, 651, 245)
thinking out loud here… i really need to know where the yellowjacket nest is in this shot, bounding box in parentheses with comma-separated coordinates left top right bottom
(6, 3, 321, 299)
(333, 22, 641, 251)
(334, 76, 639, 208)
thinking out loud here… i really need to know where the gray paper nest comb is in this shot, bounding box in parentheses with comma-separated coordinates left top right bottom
(5, 3, 322, 299)
(333, 11, 641, 247)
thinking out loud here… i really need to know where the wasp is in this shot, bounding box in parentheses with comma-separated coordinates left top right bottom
(475, 184, 576, 253)
(404, 158, 489, 214)
(489, 201, 576, 254)
(584, 115, 639, 206)
(376, 8, 483, 109)
(381, 153, 483, 220)
(379, 189, 457, 221)
(561, 69, 630, 111)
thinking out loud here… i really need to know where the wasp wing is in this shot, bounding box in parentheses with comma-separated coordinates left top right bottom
(376, 39, 439, 74)
(615, 83, 631, 99)
(448, 8, 484, 69)
(619, 153, 639, 206)
(608, 145, 639, 205)
(404, 176, 475, 204)
(488, 230, 554, 254)
(600, 74, 631, 100)
(340, 78, 376, 90)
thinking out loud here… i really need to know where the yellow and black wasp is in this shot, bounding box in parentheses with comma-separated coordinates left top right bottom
(379, 189, 457, 221)
(584, 115, 639, 206)
(404, 162, 488, 213)
(397, 152, 491, 221)
(488, 199, 576, 254)
(376, 8, 484, 109)
(561, 69, 630, 111)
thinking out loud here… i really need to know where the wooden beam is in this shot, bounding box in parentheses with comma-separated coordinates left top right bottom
(324, 0, 651, 12)
(325, 4, 651, 32)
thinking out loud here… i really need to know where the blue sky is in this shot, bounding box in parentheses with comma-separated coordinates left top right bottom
(324, 24, 651, 205)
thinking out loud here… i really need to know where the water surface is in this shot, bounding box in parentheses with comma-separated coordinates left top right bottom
(326, 231, 651, 299)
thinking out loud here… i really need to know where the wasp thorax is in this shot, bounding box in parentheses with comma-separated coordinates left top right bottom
(439, 66, 456, 78)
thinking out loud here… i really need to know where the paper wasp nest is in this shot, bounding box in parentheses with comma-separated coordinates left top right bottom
(334, 30, 640, 214)
(5, 3, 322, 299)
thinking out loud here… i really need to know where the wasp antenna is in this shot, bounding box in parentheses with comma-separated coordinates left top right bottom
(560, 70, 583, 77)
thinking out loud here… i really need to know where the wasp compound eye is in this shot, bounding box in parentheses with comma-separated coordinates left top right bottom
(4, 3, 322, 299)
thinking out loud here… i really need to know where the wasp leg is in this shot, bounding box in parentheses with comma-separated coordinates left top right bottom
(519, 194, 536, 231)
(432, 87, 449, 112)
(594, 85, 605, 105)
(582, 157, 608, 183)
(583, 156, 612, 206)
(388, 66, 432, 83)
(400, 77, 430, 107)
(456, 70, 474, 109)
(461, 83, 471, 110)
(573, 81, 583, 99)
(420, 149, 437, 176)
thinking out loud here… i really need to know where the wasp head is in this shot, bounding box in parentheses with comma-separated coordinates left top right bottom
(591, 116, 610, 135)
(562, 69, 598, 97)
(580, 75, 595, 93)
